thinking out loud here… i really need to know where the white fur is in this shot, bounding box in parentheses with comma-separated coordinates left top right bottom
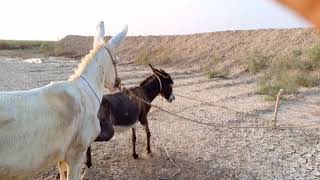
(0, 22, 127, 180)
(93, 21, 105, 49)
(106, 24, 128, 50)
(113, 121, 138, 133)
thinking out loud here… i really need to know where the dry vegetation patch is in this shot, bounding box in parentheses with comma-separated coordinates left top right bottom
(0, 40, 55, 58)
(202, 56, 229, 79)
(134, 50, 150, 65)
(256, 48, 319, 100)
(133, 46, 175, 66)
(246, 50, 270, 74)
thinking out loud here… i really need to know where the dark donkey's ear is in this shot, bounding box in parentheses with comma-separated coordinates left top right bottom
(149, 64, 161, 75)
(149, 64, 170, 78)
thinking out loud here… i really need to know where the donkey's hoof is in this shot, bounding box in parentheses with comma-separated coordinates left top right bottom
(85, 162, 92, 168)
(147, 150, 152, 154)
(132, 153, 139, 159)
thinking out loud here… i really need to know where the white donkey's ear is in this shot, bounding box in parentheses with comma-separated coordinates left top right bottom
(106, 24, 128, 50)
(93, 21, 105, 48)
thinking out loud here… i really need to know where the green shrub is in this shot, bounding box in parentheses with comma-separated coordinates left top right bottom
(292, 49, 303, 57)
(295, 73, 318, 88)
(40, 42, 55, 56)
(308, 44, 320, 62)
(246, 50, 269, 74)
(257, 52, 318, 100)
(201, 56, 228, 79)
(0, 41, 10, 49)
(0, 40, 54, 50)
(206, 69, 228, 79)
(257, 71, 298, 100)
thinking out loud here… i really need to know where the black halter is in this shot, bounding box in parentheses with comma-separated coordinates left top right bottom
(105, 47, 122, 90)
(80, 47, 121, 104)
(80, 75, 101, 104)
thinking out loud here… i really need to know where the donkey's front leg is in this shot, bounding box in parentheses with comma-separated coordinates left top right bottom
(66, 151, 86, 180)
(143, 123, 152, 154)
(131, 128, 139, 159)
(57, 161, 68, 180)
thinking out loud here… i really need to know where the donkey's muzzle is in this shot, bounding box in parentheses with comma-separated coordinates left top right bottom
(167, 93, 175, 103)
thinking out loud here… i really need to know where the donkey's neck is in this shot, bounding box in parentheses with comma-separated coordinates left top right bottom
(81, 50, 107, 98)
(141, 75, 161, 102)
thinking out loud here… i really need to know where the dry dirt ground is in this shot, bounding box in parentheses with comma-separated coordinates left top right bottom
(1, 56, 320, 180)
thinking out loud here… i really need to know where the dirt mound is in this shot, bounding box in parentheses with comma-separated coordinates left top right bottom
(55, 28, 320, 72)
(54, 35, 109, 58)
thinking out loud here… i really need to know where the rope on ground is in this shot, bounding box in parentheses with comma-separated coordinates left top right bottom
(158, 97, 181, 180)
(174, 93, 320, 129)
(175, 93, 273, 123)
(174, 93, 243, 114)
(122, 87, 320, 130)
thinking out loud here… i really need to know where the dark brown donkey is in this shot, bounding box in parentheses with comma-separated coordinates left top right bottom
(85, 64, 175, 168)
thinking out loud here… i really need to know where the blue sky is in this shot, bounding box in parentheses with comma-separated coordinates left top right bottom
(0, 0, 310, 40)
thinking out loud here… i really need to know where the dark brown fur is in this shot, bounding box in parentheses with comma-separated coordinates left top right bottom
(85, 64, 174, 168)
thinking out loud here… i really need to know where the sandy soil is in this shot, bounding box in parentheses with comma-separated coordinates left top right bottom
(1, 55, 320, 180)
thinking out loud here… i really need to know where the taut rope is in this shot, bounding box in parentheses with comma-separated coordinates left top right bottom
(122, 87, 320, 130)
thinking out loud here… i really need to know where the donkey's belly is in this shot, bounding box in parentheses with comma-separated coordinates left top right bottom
(110, 103, 140, 126)
(113, 121, 138, 133)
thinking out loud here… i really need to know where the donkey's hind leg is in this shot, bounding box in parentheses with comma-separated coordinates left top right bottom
(85, 146, 92, 168)
(143, 123, 152, 154)
(131, 128, 139, 159)
(57, 161, 68, 180)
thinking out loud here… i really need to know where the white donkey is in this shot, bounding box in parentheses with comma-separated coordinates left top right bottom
(0, 21, 127, 180)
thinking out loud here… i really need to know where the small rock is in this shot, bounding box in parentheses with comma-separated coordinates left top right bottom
(303, 153, 313, 158)
(291, 162, 300, 168)
(297, 157, 307, 164)
(312, 169, 320, 177)
(307, 165, 314, 171)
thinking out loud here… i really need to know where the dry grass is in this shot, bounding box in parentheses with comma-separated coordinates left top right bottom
(206, 69, 229, 79)
(0, 49, 44, 59)
(134, 47, 175, 66)
(202, 56, 229, 79)
(0, 40, 54, 50)
(246, 50, 270, 74)
(307, 44, 320, 70)
(0, 40, 55, 58)
(308, 44, 320, 62)
(257, 50, 318, 100)
(40, 42, 55, 56)
(134, 50, 150, 65)
(154, 47, 175, 65)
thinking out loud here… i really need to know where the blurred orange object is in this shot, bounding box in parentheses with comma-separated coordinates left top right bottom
(277, 0, 320, 28)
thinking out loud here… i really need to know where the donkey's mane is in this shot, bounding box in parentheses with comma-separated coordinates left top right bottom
(139, 74, 155, 86)
(68, 45, 104, 81)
